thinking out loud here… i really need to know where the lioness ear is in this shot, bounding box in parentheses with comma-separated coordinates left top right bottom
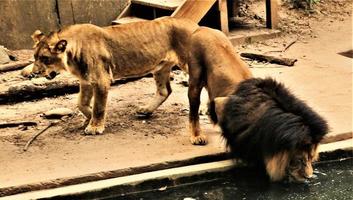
(31, 30, 45, 45)
(213, 97, 230, 122)
(54, 40, 67, 53)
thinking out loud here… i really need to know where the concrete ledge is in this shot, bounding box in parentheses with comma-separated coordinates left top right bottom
(319, 138, 353, 152)
(0, 153, 229, 197)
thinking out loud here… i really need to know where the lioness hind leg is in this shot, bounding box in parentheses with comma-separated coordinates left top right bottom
(188, 60, 207, 145)
(84, 81, 110, 135)
(137, 65, 172, 116)
(78, 83, 93, 127)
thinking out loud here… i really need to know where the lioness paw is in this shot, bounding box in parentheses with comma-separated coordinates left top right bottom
(190, 134, 208, 145)
(84, 124, 104, 135)
(136, 106, 153, 117)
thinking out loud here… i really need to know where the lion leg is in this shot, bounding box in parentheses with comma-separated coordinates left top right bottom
(188, 63, 207, 145)
(137, 65, 172, 116)
(84, 81, 110, 135)
(78, 82, 93, 127)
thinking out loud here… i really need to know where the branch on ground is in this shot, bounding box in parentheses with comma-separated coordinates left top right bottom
(240, 52, 298, 66)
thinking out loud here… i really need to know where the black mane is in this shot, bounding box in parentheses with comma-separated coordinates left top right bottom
(214, 78, 328, 163)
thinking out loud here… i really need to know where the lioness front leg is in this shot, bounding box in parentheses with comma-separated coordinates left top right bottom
(137, 66, 172, 116)
(78, 83, 93, 127)
(84, 82, 110, 135)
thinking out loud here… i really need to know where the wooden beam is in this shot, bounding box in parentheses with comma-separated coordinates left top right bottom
(218, 0, 229, 35)
(172, 0, 217, 23)
(132, 0, 184, 11)
(266, 0, 279, 29)
(112, 2, 132, 24)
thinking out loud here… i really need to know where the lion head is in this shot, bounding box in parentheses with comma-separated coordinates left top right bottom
(210, 78, 328, 183)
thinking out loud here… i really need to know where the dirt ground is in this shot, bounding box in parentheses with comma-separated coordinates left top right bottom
(0, 0, 352, 189)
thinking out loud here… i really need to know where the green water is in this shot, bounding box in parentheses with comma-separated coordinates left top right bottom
(108, 158, 353, 200)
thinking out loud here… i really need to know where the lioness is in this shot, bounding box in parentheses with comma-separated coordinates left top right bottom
(31, 17, 198, 135)
(187, 27, 253, 145)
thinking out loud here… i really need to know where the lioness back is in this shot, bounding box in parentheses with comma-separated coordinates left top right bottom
(58, 17, 199, 79)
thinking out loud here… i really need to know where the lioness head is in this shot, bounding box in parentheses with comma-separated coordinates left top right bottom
(31, 30, 67, 79)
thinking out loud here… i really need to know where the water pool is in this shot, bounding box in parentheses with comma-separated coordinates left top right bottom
(89, 157, 353, 200)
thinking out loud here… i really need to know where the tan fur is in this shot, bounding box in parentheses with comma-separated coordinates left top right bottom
(31, 17, 199, 135)
(213, 97, 228, 123)
(265, 152, 290, 182)
(187, 27, 253, 145)
(265, 145, 319, 182)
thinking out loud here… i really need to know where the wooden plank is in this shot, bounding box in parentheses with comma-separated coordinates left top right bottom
(172, 0, 217, 23)
(117, 2, 132, 19)
(218, 0, 229, 35)
(266, 0, 279, 29)
(132, 0, 185, 11)
(112, 2, 132, 24)
(112, 16, 148, 25)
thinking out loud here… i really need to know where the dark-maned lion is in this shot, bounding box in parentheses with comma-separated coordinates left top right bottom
(31, 17, 198, 135)
(209, 78, 328, 182)
(187, 27, 328, 182)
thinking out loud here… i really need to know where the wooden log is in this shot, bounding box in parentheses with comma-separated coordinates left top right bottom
(0, 60, 33, 73)
(0, 78, 80, 104)
(0, 121, 37, 129)
(240, 52, 297, 66)
(0, 74, 153, 104)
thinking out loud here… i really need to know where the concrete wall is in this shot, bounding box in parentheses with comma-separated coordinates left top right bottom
(0, 0, 129, 49)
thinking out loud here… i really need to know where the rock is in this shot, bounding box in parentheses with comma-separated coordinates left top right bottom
(0, 46, 11, 64)
(42, 108, 74, 119)
(31, 77, 48, 85)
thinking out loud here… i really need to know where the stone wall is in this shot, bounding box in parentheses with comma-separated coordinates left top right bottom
(0, 0, 129, 49)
